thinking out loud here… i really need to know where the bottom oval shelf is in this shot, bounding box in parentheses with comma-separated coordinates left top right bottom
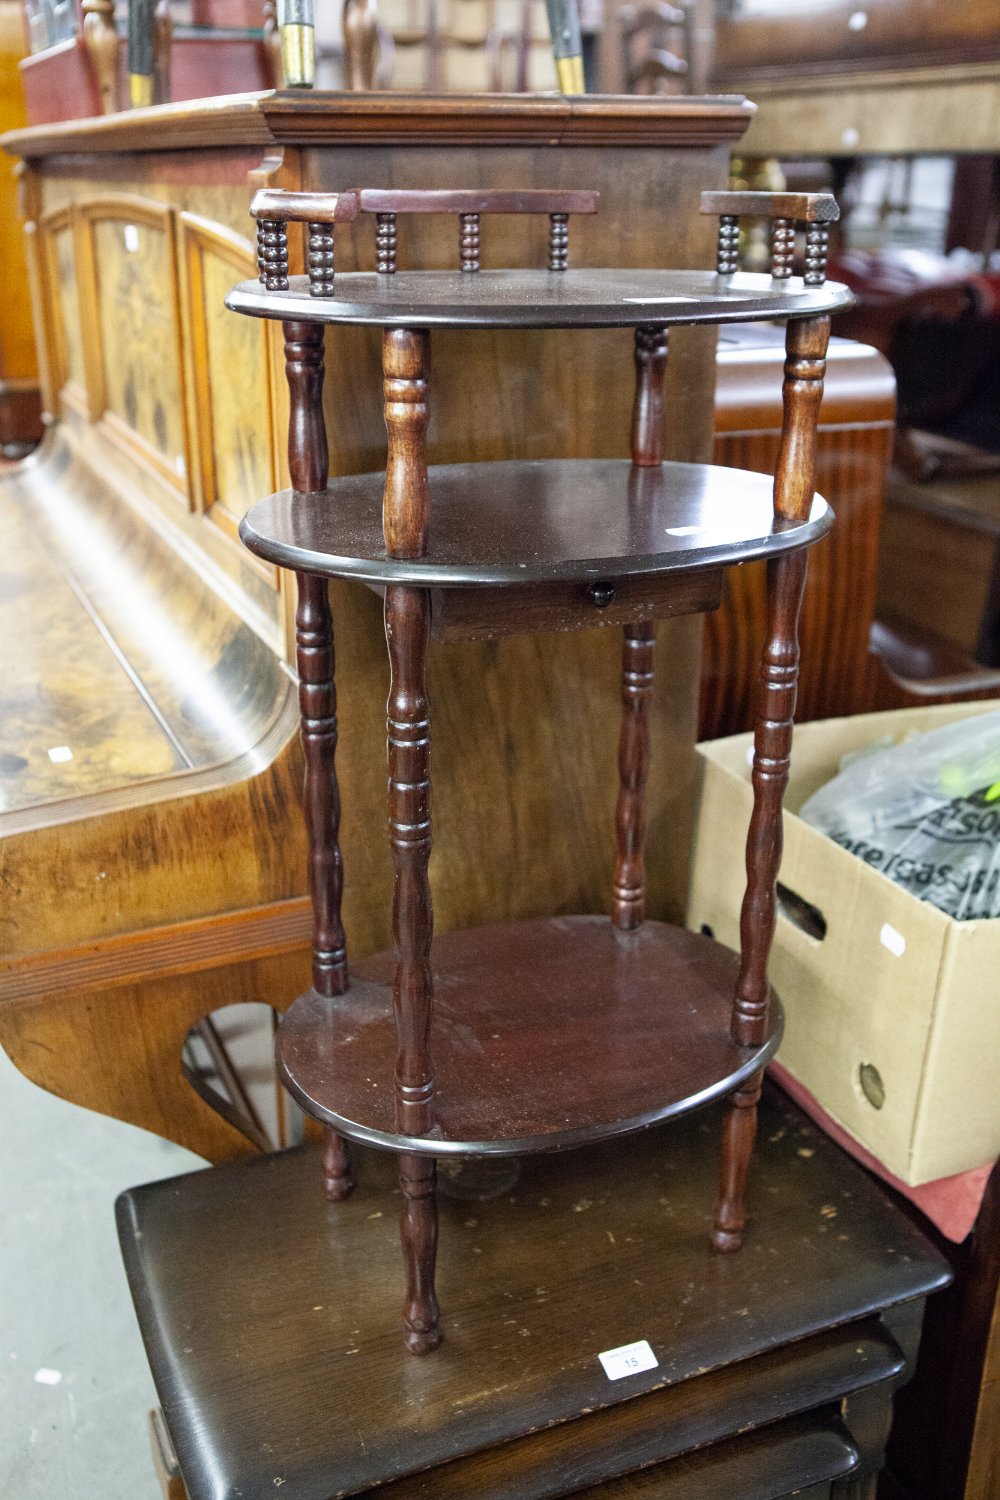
(277, 916, 782, 1156)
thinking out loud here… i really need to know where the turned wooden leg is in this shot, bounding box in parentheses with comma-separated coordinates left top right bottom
(285, 324, 354, 1199)
(713, 316, 830, 1252)
(321, 1128, 352, 1201)
(399, 1152, 441, 1354)
(712, 1070, 763, 1251)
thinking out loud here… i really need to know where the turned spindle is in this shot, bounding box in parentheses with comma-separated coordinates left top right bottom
(284, 319, 353, 1201)
(803, 222, 831, 286)
(770, 217, 795, 279)
(612, 325, 668, 930)
(283, 321, 328, 492)
(716, 214, 739, 275)
(385, 583, 439, 1352)
(631, 325, 668, 466)
(258, 220, 289, 290)
(773, 316, 830, 526)
(382, 328, 430, 559)
(613, 624, 655, 929)
(376, 212, 398, 273)
(399, 1151, 440, 1355)
(548, 212, 569, 271)
(307, 222, 335, 297)
(459, 212, 480, 272)
(295, 572, 348, 998)
(343, 0, 380, 89)
(82, 0, 119, 113)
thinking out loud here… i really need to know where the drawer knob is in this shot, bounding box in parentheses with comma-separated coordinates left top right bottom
(589, 582, 616, 609)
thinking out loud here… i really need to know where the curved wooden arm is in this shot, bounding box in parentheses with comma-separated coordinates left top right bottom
(700, 190, 839, 224)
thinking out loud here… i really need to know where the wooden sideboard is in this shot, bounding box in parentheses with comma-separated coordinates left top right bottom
(0, 89, 752, 1161)
(712, 0, 1000, 157)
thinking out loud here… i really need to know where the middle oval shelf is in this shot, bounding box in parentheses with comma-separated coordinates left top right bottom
(240, 459, 832, 586)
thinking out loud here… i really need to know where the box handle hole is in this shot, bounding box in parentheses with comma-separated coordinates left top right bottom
(858, 1063, 886, 1110)
(776, 882, 827, 941)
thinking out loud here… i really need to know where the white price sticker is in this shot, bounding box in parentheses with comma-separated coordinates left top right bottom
(598, 1339, 658, 1382)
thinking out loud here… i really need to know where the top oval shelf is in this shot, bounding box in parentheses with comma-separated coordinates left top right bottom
(225, 268, 853, 330)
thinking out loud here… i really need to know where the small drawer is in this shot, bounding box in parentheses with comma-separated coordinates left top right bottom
(429, 568, 723, 641)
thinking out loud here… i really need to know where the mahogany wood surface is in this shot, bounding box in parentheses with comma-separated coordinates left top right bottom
(239, 460, 832, 587)
(276, 917, 780, 1155)
(227, 268, 853, 328)
(116, 1086, 950, 1500)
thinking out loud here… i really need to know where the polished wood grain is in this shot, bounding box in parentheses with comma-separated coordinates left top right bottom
(116, 1086, 951, 1500)
(239, 460, 832, 588)
(277, 918, 781, 1154)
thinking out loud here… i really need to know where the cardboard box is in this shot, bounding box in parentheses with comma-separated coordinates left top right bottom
(687, 700, 1000, 1186)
